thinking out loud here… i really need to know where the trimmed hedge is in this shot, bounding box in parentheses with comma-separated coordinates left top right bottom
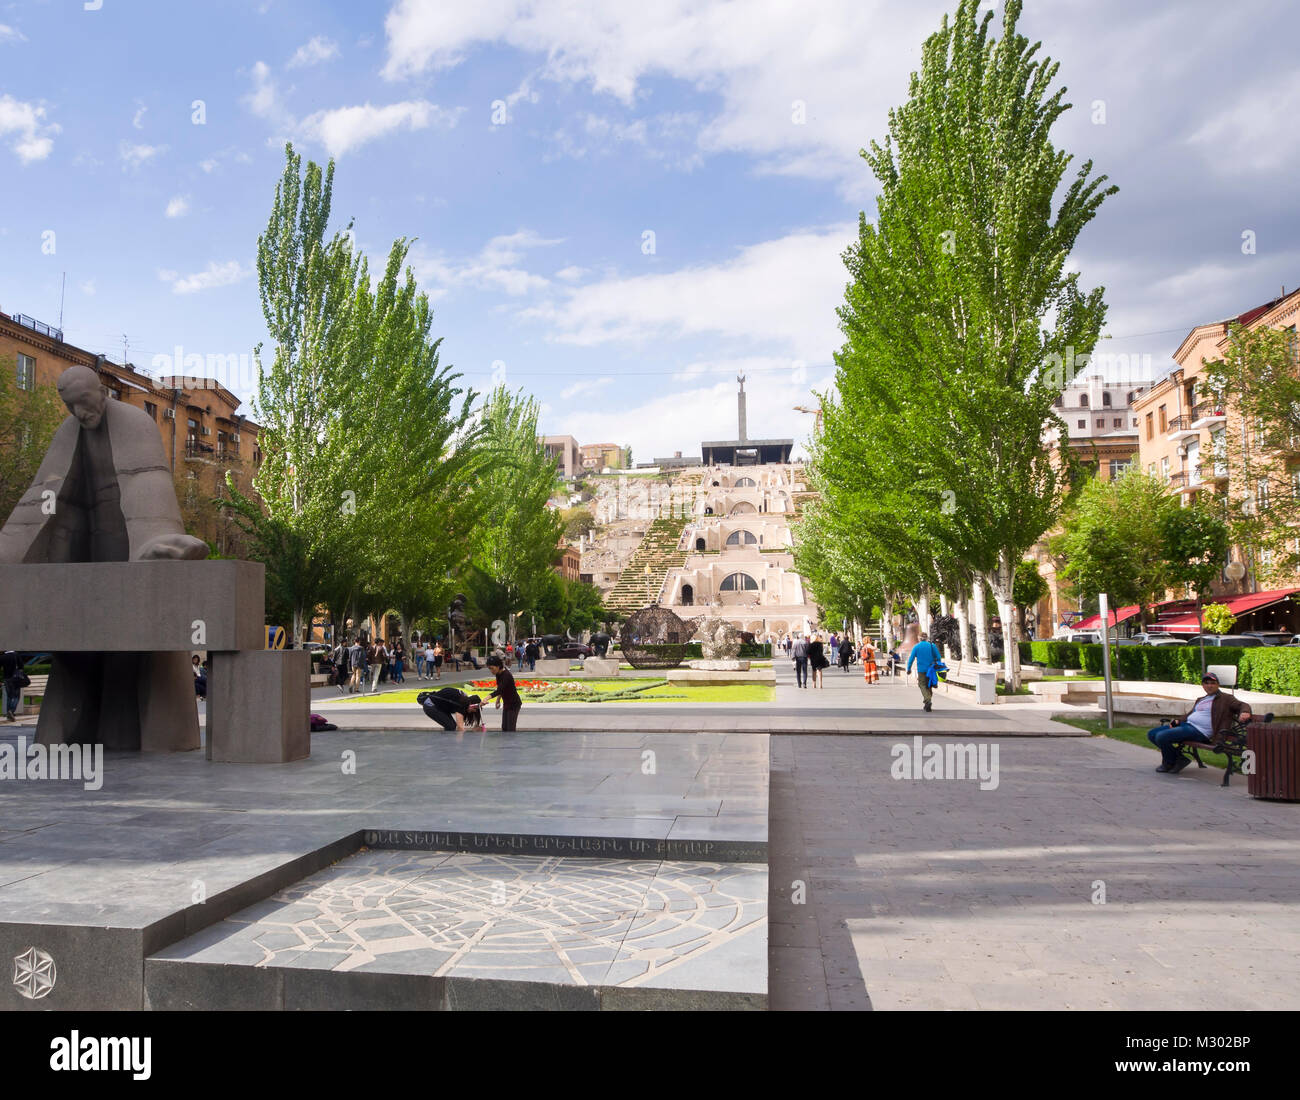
(628, 642, 772, 660)
(1238, 648, 1300, 695)
(1022, 638, 1300, 690)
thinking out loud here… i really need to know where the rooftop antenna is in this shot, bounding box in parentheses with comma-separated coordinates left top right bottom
(122, 333, 129, 367)
(58, 272, 66, 332)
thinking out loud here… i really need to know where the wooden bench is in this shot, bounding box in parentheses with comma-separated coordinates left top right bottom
(19, 674, 48, 715)
(1175, 721, 1254, 787)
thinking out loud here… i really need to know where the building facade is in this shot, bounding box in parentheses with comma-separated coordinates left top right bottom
(540, 435, 581, 480)
(1, 310, 262, 555)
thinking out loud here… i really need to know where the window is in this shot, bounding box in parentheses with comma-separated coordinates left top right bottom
(1077, 419, 1085, 429)
(1108, 459, 1130, 479)
(144, 401, 157, 419)
(725, 529, 758, 546)
(719, 572, 759, 592)
(1254, 416, 1265, 448)
(1148, 463, 1156, 477)
(1160, 457, 1170, 482)
(1113, 418, 1123, 428)
(1102, 392, 1112, 407)
(734, 476, 756, 487)
(1292, 468, 1300, 500)
(1127, 391, 1135, 405)
(1145, 412, 1154, 440)
(1054, 395, 1063, 408)
(1158, 405, 1167, 432)
(1079, 394, 1089, 408)
(1258, 478, 1270, 511)
(1288, 324, 1298, 365)
(16, 353, 35, 391)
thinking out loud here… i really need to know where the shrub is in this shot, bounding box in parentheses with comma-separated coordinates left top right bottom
(1239, 647, 1300, 695)
(1027, 640, 1083, 669)
(1201, 603, 1237, 635)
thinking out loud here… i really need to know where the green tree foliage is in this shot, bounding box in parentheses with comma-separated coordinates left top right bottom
(1202, 321, 1300, 585)
(465, 387, 565, 638)
(1201, 603, 1236, 635)
(1053, 468, 1178, 624)
(0, 364, 65, 524)
(1159, 499, 1230, 672)
(1012, 559, 1048, 635)
(813, 0, 1115, 685)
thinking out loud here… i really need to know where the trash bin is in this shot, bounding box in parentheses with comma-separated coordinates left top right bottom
(1247, 720, 1300, 801)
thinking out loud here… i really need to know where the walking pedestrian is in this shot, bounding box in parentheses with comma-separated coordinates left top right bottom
(486, 655, 522, 732)
(838, 635, 854, 673)
(807, 634, 828, 688)
(347, 637, 364, 694)
(515, 641, 526, 672)
(792, 635, 809, 689)
(861, 638, 879, 684)
(525, 638, 539, 672)
(433, 641, 444, 680)
(906, 631, 943, 713)
(2, 649, 24, 721)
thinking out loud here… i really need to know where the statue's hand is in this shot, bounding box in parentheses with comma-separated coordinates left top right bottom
(137, 533, 209, 561)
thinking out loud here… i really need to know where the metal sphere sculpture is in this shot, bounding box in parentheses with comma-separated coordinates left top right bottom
(621, 606, 703, 670)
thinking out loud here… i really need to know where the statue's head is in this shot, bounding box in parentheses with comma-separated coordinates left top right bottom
(57, 366, 108, 430)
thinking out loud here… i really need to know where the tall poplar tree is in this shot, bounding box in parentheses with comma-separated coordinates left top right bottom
(830, 0, 1116, 688)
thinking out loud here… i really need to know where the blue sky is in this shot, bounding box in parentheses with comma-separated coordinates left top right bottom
(1, 0, 1297, 462)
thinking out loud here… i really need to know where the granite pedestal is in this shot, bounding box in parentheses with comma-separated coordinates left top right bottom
(207, 650, 311, 763)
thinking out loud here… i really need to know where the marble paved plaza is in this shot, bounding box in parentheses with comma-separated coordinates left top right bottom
(770, 731, 1300, 1011)
(149, 849, 765, 1007)
(0, 728, 767, 1009)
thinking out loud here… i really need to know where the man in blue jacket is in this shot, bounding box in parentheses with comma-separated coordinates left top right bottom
(906, 632, 943, 712)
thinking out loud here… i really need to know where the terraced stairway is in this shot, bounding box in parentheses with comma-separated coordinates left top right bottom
(604, 516, 690, 615)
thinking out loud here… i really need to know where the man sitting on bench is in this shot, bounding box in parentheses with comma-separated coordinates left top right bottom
(1147, 671, 1251, 774)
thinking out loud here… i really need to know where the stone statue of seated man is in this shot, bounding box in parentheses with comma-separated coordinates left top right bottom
(0, 365, 208, 750)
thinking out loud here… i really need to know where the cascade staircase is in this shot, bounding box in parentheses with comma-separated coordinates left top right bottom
(604, 516, 690, 616)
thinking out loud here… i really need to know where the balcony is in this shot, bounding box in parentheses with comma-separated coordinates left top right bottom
(1190, 402, 1227, 429)
(1167, 471, 1188, 489)
(184, 437, 215, 460)
(1205, 461, 1229, 483)
(1166, 414, 1198, 439)
(216, 444, 240, 463)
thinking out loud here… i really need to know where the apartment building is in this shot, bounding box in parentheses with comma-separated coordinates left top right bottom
(540, 434, 581, 479)
(1044, 371, 1150, 482)
(1, 310, 262, 554)
(1134, 287, 1300, 594)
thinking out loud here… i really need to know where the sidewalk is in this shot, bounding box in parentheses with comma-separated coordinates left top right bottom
(308, 659, 1086, 736)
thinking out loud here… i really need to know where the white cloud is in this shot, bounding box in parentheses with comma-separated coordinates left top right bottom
(411, 229, 562, 298)
(245, 62, 460, 157)
(132, 102, 147, 130)
(79, 279, 96, 296)
(380, 0, 940, 189)
(119, 141, 165, 170)
(0, 95, 60, 163)
(245, 61, 292, 130)
(288, 35, 340, 68)
(158, 260, 251, 295)
(560, 376, 613, 400)
(522, 224, 853, 363)
(199, 158, 218, 172)
(165, 195, 190, 218)
(297, 100, 460, 157)
(0, 24, 27, 44)
(555, 265, 586, 281)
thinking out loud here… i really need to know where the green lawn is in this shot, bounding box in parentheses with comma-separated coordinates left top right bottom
(338, 678, 774, 704)
(1054, 715, 1233, 769)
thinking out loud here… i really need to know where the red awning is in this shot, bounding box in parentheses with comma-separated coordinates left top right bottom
(1073, 604, 1141, 630)
(1148, 588, 1300, 632)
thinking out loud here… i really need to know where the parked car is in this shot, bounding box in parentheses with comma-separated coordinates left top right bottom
(554, 641, 594, 659)
(303, 642, 331, 655)
(1065, 631, 1102, 645)
(1117, 633, 1187, 646)
(1288, 635, 1300, 647)
(1240, 631, 1291, 646)
(1185, 634, 1266, 647)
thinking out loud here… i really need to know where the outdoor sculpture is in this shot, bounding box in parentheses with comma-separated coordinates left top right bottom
(589, 631, 612, 658)
(696, 618, 742, 661)
(0, 365, 207, 749)
(621, 606, 703, 670)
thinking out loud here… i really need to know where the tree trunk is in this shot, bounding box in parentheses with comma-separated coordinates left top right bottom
(938, 593, 951, 661)
(971, 580, 990, 664)
(953, 586, 969, 663)
(989, 552, 1022, 692)
(293, 605, 305, 648)
(917, 588, 930, 638)
(882, 595, 895, 652)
